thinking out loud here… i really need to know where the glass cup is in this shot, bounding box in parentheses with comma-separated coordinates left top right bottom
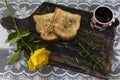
(90, 6, 116, 31)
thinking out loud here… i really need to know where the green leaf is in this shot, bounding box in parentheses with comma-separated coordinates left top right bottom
(32, 41, 46, 50)
(7, 50, 20, 64)
(75, 57, 79, 63)
(20, 29, 30, 37)
(32, 40, 40, 43)
(24, 34, 35, 42)
(78, 50, 84, 56)
(17, 40, 25, 49)
(37, 42, 46, 48)
(8, 32, 21, 44)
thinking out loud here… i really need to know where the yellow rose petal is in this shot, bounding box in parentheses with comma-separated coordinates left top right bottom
(36, 50, 50, 68)
(44, 50, 51, 55)
(27, 48, 51, 71)
(42, 56, 49, 65)
(30, 54, 38, 66)
(28, 59, 36, 71)
(37, 50, 51, 57)
(34, 48, 46, 56)
(37, 54, 46, 67)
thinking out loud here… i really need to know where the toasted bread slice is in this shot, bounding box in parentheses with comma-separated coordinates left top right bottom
(53, 7, 81, 40)
(33, 13, 58, 41)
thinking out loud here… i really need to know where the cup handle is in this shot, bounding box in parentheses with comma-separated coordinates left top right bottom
(111, 17, 119, 26)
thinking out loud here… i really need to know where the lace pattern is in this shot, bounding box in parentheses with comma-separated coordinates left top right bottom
(0, 0, 120, 80)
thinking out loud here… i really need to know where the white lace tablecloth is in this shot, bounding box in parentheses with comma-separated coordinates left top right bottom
(0, 0, 120, 80)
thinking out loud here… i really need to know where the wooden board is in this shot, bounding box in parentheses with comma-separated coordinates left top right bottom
(1, 2, 119, 79)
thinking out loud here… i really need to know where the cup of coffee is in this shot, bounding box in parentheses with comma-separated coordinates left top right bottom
(91, 6, 117, 31)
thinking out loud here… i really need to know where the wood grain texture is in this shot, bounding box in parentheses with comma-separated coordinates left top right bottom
(0, 2, 119, 79)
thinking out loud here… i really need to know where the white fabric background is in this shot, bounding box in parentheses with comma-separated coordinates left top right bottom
(0, 0, 120, 80)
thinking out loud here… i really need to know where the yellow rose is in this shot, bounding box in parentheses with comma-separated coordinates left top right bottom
(28, 48, 51, 71)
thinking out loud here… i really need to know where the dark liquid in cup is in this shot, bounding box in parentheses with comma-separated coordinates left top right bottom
(95, 7, 113, 23)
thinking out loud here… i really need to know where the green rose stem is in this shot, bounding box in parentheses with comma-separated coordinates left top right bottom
(4, 0, 20, 35)
(4, 0, 33, 53)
